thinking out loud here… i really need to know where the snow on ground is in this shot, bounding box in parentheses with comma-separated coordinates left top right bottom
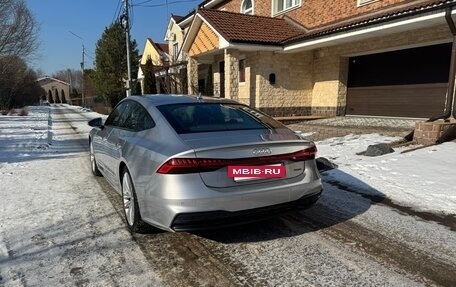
(316, 133, 456, 215)
(0, 105, 161, 286)
(1, 104, 455, 285)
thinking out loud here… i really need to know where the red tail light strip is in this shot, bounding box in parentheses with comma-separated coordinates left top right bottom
(157, 146, 317, 174)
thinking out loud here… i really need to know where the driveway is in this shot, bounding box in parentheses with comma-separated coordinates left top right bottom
(0, 105, 455, 287)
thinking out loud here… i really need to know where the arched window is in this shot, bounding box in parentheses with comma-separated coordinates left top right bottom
(61, 89, 67, 103)
(241, 0, 253, 15)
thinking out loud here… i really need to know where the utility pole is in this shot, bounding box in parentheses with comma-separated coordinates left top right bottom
(69, 31, 86, 106)
(81, 45, 85, 107)
(67, 68, 73, 104)
(122, 0, 132, 97)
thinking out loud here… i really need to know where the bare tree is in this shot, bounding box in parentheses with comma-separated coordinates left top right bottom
(0, 0, 40, 110)
(0, 56, 42, 110)
(0, 0, 39, 59)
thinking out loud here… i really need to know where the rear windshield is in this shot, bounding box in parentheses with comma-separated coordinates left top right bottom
(157, 103, 284, 134)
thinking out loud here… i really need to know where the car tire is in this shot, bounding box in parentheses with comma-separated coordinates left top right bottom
(121, 169, 149, 233)
(89, 141, 102, 176)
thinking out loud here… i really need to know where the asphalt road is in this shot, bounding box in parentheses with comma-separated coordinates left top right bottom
(59, 105, 456, 287)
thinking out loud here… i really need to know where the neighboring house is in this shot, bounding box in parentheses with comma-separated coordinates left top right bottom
(165, 13, 215, 95)
(137, 38, 170, 94)
(164, 15, 189, 94)
(165, 15, 186, 64)
(177, 0, 456, 118)
(36, 77, 70, 104)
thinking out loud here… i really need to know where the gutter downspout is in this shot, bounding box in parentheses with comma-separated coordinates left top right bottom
(429, 7, 456, 121)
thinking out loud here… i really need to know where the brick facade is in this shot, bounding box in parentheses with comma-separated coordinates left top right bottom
(414, 119, 456, 144)
(215, 0, 410, 28)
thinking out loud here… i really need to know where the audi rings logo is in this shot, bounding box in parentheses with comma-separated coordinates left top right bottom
(252, 147, 272, 156)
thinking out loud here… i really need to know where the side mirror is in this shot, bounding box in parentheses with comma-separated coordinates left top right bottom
(88, 117, 103, 128)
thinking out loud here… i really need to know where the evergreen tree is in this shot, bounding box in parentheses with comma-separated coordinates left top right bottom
(142, 57, 157, 94)
(93, 22, 139, 107)
(204, 65, 213, 96)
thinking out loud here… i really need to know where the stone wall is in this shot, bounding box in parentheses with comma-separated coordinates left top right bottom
(224, 49, 240, 101)
(191, 23, 452, 117)
(309, 24, 452, 116)
(248, 51, 314, 116)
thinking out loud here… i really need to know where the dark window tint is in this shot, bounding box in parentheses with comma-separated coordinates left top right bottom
(157, 103, 284, 134)
(122, 102, 155, 131)
(105, 101, 154, 131)
(105, 102, 129, 127)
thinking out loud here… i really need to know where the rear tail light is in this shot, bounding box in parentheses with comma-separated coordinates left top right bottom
(157, 146, 317, 174)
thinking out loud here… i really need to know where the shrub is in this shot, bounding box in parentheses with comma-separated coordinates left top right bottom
(18, 107, 29, 116)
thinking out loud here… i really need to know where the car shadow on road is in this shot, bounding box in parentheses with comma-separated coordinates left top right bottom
(0, 138, 89, 164)
(194, 168, 387, 243)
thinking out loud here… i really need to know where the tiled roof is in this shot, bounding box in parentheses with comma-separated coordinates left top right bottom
(284, 0, 455, 44)
(198, 9, 304, 45)
(193, 1, 455, 47)
(172, 15, 183, 23)
(157, 43, 169, 54)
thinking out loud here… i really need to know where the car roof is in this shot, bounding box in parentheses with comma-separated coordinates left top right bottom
(127, 94, 239, 107)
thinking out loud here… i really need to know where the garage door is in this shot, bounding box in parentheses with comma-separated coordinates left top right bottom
(346, 43, 450, 118)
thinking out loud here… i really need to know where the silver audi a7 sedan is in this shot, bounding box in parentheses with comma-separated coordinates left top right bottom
(88, 95, 322, 233)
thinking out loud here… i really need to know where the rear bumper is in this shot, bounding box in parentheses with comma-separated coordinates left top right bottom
(170, 189, 322, 232)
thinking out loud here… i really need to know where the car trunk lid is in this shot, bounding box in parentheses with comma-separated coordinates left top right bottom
(165, 129, 316, 188)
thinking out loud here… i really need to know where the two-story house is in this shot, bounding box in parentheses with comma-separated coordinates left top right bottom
(137, 38, 170, 94)
(174, 0, 456, 118)
(164, 15, 189, 94)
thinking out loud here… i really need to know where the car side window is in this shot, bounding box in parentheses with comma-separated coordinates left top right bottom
(121, 102, 155, 132)
(105, 102, 129, 127)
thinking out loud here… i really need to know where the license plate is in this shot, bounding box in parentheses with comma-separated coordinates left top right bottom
(228, 164, 286, 182)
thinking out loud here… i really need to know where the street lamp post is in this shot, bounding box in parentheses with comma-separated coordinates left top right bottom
(70, 31, 86, 107)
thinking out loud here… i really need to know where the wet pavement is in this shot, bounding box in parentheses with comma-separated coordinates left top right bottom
(286, 116, 417, 141)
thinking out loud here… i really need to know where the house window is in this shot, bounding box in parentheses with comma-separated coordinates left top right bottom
(239, 59, 246, 83)
(173, 43, 179, 61)
(357, 0, 378, 6)
(272, 0, 301, 15)
(241, 0, 253, 15)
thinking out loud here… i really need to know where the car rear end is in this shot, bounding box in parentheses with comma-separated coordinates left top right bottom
(143, 101, 322, 231)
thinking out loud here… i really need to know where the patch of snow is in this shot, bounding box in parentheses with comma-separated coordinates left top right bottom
(0, 105, 161, 286)
(317, 133, 456, 215)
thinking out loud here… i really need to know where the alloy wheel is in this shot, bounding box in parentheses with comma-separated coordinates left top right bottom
(122, 173, 135, 227)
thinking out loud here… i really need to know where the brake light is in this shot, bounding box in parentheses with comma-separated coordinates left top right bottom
(289, 146, 317, 161)
(157, 146, 317, 174)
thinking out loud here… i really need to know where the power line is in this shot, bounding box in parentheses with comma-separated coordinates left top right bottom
(133, 0, 155, 5)
(112, 0, 123, 23)
(130, 0, 135, 29)
(132, 0, 199, 8)
(85, 53, 95, 61)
